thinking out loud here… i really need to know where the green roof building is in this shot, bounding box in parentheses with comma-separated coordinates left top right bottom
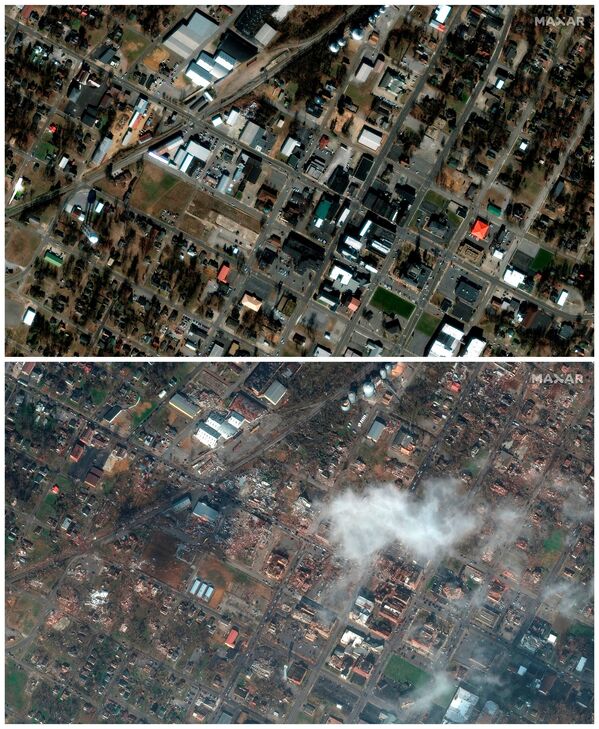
(487, 202, 502, 217)
(43, 250, 63, 267)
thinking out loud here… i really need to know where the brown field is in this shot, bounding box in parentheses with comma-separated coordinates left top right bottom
(144, 46, 170, 72)
(6, 226, 42, 267)
(141, 530, 192, 589)
(179, 210, 207, 238)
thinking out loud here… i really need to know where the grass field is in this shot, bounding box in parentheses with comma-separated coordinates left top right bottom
(131, 402, 156, 428)
(34, 139, 56, 161)
(90, 387, 108, 406)
(37, 492, 58, 521)
(416, 312, 440, 336)
(384, 655, 430, 688)
(531, 247, 553, 272)
(6, 659, 27, 711)
(568, 622, 593, 639)
(371, 287, 416, 319)
(424, 190, 446, 210)
(135, 165, 179, 200)
(121, 28, 150, 63)
(543, 529, 564, 554)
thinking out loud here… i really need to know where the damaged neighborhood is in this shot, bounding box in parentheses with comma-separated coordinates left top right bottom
(5, 360, 594, 724)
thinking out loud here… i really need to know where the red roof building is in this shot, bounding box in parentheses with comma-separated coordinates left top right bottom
(21, 362, 36, 377)
(70, 442, 85, 462)
(217, 263, 230, 284)
(225, 628, 239, 648)
(348, 297, 360, 314)
(471, 218, 490, 240)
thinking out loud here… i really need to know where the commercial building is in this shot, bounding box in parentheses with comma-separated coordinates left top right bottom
(463, 337, 487, 357)
(429, 322, 464, 357)
(91, 135, 113, 165)
(444, 687, 479, 723)
(358, 125, 383, 151)
(241, 293, 262, 312)
(430, 5, 452, 31)
(503, 267, 527, 288)
(173, 494, 192, 512)
(224, 628, 239, 648)
(470, 218, 490, 240)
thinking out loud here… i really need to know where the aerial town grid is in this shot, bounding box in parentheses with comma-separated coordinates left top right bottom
(4, 4, 594, 357)
(4, 360, 594, 724)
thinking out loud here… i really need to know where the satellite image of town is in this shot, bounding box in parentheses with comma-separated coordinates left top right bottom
(5, 360, 594, 723)
(4, 5, 594, 357)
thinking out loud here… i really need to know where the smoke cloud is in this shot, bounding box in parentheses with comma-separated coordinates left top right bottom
(319, 479, 480, 566)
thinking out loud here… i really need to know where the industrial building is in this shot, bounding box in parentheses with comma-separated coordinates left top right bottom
(169, 392, 200, 419)
(194, 422, 221, 448)
(367, 417, 386, 442)
(192, 501, 220, 522)
(163, 10, 219, 58)
(262, 380, 287, 406)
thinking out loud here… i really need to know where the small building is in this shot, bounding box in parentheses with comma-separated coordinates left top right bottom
(22, 307, 36, 326)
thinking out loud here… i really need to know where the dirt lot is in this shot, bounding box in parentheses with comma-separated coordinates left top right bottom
(144, 46, 170, 73)
(184, 190, 262, 234)
(141, 530, 192, 590)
